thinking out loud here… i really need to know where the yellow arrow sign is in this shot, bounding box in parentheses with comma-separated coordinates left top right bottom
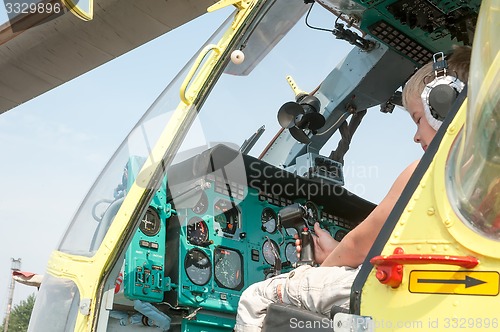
(409, 271, 499, 296)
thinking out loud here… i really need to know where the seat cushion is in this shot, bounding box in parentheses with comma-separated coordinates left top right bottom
(261, 303, 333, 331)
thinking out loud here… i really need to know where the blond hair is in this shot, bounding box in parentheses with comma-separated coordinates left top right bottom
(402, 45, 472, 109)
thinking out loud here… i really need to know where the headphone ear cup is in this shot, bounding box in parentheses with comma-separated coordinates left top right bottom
(428, 84, 458, 121)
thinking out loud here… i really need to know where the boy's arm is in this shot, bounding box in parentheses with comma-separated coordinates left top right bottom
(321, 160, 420, 268)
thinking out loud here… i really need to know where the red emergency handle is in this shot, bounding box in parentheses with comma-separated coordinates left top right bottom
(369, 247, 479, 288)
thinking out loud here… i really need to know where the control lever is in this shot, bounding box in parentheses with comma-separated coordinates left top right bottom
(299, 227, 315, 266)
(278, 203, 316, 266)
(265, 236, 282, 278)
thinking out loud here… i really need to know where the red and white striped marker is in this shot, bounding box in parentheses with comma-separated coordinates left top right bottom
(115, 272, 123, 294)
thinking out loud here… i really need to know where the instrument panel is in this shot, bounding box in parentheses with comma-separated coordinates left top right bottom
(123, 187, 169, 303)
(122, 145, 376, 327)
(165, 179, 361, 313)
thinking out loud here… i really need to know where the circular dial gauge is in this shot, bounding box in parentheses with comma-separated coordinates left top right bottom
(214, 248, 243, 290)
(192, 191, 208, 215)
(139, 207, 161, 236)
(261, 208, 277, 233)
(214, 199, 240, 235)
(286, 227, 298, 238)
(305, 201, 319, 226)
(185, 249, 211, 286)
(285, 242, 298, 264)
(262, 239, 280, 266)
(187, 217, 209, 246)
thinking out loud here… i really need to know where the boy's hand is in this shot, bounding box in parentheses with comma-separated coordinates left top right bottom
(295, 223, 339, 264)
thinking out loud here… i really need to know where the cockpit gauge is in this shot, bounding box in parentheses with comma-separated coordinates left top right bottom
(261, 208, 277, 233)
(187, 217, 209, 246)
(214, 247, 243, 290)
(262, 239, 280, 266)
(139, 207, 161, 237)
(304, 201, 320, 227)
(214, 199, 240, 236)
(286, 227, 298, 238)
(285, 242, 298, 264)
(192, 191, 208, 215)
(184, 248, 212, 286)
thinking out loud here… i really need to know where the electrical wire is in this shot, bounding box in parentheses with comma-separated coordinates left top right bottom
(315, 112, 350, 136)
(304, 1, 335, 34)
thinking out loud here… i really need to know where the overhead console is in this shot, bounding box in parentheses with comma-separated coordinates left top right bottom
(317, 0, 479, 65)
(117, 144, 375, 330)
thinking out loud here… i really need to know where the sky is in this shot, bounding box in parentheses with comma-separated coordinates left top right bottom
(0, 3, 423, 321)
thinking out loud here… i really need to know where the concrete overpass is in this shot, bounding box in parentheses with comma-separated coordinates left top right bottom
(0, 0, 218, 114)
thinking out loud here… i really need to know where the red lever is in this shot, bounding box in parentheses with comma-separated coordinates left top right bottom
(370, 247, 479, 288)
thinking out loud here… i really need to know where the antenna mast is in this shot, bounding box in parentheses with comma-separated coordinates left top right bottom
(3, 258, 21, 332)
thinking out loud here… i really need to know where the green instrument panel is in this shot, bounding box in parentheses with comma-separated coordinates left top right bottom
(122, 145, 375, 330)
(169, 180, 358, 313)
(123, 157, 171, 303)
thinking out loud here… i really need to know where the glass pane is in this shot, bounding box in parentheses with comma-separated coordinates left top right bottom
(57, 13, 236, 256)
(28, 274, 79, 332)
(446, 0, 500, 240)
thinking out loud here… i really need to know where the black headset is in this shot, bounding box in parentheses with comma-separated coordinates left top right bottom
(421, 52, 465, 121)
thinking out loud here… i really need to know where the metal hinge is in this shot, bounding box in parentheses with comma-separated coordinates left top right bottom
(334, 313, 374, 332)
(79, 298, 92, 316)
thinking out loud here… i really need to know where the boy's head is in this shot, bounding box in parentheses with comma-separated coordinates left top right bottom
(402, 46, 471, 151)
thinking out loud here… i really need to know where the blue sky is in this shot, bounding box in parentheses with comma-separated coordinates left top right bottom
(0, 5, 422, 318)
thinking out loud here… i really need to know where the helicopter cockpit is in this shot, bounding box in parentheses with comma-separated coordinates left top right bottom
(27, 0, 487, 331)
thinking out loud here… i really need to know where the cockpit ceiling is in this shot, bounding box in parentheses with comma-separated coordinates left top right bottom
(317, 0, 480, 65)
(0, 0, 218, 115)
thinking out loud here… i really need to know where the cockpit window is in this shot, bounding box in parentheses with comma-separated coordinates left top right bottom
(446, 3, 500, 240)
(57, 12, 237, 255)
